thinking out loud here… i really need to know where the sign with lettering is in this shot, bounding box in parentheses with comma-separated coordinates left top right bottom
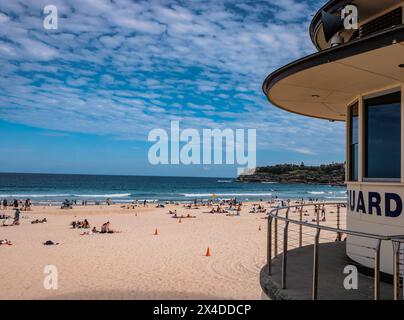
(348, 190, 402, 218)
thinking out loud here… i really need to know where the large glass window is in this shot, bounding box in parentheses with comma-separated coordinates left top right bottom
(349, 103, 359, 181)
(364, 91, 401, 180)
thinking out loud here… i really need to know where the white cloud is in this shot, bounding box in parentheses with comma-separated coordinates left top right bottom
(0, 0, 343, 158)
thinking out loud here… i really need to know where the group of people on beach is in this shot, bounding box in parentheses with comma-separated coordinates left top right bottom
(1, 199, 31, 211)
(249, 204, 267, 214)
(168, 210, 196, 219)
(1, 207, 22, 226)
(71, 219, 90, 229)
(70, 219, 120, 235)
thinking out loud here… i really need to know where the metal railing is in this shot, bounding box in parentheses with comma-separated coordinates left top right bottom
(266, 202, 404, 300)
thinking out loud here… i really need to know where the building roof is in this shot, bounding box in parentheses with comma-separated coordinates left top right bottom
(263, 25, 404, 121)
(309, 0, 403, 51)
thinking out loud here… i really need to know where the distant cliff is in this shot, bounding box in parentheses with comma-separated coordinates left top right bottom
(237, 163, 345, 186)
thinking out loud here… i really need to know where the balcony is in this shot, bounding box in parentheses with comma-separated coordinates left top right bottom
(261, 202, 404, 300)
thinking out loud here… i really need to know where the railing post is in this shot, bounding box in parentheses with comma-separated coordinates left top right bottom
(274, 209, 278, 257)
(374, 239, 382, 300)
(267, 216, 273, 275)
(299, 205, 303, 248)
(282, 221, 289, 289)
(312, 228, 321, 300)
(337, 204, 341, 241)
(393, 240, 400, 300)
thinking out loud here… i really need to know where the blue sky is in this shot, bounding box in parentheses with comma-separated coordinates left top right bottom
(0, 0, 345, 177)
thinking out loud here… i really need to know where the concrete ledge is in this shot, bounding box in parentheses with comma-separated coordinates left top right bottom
(260, 242, 394, 300)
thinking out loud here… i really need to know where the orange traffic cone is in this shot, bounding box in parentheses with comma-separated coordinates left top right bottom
(154, 228, 159, 236)
(205, 247, 211, 257)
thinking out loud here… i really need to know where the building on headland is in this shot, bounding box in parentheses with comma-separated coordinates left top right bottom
(261, 0, 404, 300)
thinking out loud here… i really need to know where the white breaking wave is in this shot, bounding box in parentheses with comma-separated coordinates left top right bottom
(308, 191, 326, 195)
(77, 193, 131, 198)
(183, 192, 273, 197)
(0, 193, 131, 198)
(325, 196, 348, 199)
(0, 194, 72, 198)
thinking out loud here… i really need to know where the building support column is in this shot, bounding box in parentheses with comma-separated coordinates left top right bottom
(358, 95, 364, 182)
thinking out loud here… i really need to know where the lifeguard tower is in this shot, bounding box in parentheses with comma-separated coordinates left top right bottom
(261, 0, 404, 300)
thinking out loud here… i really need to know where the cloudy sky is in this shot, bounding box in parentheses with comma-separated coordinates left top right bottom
(0, 0, 345, 177)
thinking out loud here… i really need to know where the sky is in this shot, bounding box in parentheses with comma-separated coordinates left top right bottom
(0, 0, 345, 177)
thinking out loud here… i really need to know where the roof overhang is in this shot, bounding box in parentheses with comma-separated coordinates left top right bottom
(263, 25, 404, 122)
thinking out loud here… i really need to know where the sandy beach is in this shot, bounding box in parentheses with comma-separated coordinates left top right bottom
(0, 201, 346, 300)
(0, 202, 270, 300)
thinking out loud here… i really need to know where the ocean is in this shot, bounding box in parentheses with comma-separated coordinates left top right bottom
(0, 173, 347, 204)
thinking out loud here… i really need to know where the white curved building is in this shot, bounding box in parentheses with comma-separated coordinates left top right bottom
(261, 0, 404, 300)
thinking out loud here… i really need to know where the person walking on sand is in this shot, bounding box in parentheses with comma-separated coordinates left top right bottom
(14, 208, 20, 225)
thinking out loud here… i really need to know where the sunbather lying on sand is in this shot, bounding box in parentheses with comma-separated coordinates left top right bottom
(2, 220, 19, 227)
(172, 213, 196, 219)
(31, 218, 47, 224)
(80, 226, 100, 236)
(209, 206, 228, 214)
(0, 239, 12, 246)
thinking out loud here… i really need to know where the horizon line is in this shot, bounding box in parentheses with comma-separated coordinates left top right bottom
(0, 171, 236, 179)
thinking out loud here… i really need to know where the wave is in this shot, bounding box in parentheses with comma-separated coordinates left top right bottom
(217, 180, 234, 183)
(325, 196, 348, 199)
(77, 193, 132, 198)
(308, 191, 326, 195)
(0, 194, 72, 198)
(183, 192, 273, 197)
(0, 193, 132, 198)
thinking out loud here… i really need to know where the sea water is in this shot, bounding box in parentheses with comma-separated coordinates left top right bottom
(0, 173, 347, 204)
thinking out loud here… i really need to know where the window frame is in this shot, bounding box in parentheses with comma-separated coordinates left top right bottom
(362, 89, 402, 182)
(348, 102, 359, 182)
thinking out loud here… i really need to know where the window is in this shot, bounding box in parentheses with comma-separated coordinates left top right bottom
(349, 103, 359, 181)
(364, 91, 401, 180)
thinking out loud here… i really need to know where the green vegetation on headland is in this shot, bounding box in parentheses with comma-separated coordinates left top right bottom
(237, 163, 345, 186)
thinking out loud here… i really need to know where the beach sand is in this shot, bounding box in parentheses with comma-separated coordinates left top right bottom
(0, 202, 345, 300)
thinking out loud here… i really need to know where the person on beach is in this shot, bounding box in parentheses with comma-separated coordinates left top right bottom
(101, 222, 109, 233)
(236, 204, 241, 216)
(321, 205, 326, 221)
(2, 199, 7, 210)
(24, 199, 31, 211)
(14, 209, 20, 225)
(100, 222, 120, 234)
(83, 219, 90, 229)
(0, 239, 12, 246)
(13, 199, 18, 209)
